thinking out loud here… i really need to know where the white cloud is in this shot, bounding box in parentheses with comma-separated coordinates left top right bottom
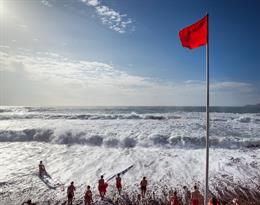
(82, 0, 133, 33)
(211, 81, 252, 92)
(184, 80, 252, 92)
(0, 50, 258, 106)
(1, 50, 152, 89)
(84, 0, 99, 6)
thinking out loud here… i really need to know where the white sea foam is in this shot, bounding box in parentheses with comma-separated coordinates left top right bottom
(0, 111, 259, 148)
(0, 107, 259, 204)
(0, 143, 259, 204)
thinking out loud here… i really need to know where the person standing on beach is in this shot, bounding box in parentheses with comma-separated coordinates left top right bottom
(191, 186, 201, 205)
(116, 173, 122, 195)
(98, 175, 107, 200)
(170, 191, 180, 205)
(140, 177, 147, 198)
(84, 185, 93, 205)
(38, 161, 46, 177)
(67, 181, 76, 205)
(183, 186, 191, 205)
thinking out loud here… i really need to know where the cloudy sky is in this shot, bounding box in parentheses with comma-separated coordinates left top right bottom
(0, 0, 259, 106)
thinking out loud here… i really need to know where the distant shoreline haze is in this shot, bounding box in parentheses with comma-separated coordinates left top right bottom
(0, 105, 259, 113)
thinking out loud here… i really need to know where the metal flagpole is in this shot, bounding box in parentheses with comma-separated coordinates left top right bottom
(205, 13, 210, 205)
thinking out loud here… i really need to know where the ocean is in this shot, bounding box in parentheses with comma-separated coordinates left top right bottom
(0, 106, 259, 204)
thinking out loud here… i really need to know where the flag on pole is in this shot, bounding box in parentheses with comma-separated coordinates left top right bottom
(179, 14, 210, 205)
(179, 15, 208, 49)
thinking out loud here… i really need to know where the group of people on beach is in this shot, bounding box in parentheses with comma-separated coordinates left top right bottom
(36, 161, 240, 205)
(66, 178, 222, 205)
(66, 174, 125, 205)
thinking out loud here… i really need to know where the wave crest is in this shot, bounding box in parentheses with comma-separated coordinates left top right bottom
(0, 113, 171, 121)
(1, 129, 259, 149)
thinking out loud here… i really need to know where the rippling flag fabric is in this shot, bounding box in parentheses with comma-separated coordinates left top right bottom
(179, 15, 208, 49)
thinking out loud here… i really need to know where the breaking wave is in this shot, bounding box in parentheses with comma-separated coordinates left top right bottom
(1, 129, 259, 149)
(1, 113, 260, 124)
(1, 106, 259, 150)
(0, 113, 172, 121)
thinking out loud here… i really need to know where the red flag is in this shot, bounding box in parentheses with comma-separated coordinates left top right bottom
(179, 15, 208, 49)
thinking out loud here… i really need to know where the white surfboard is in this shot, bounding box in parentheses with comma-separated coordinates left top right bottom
(39, 172, 62, 189)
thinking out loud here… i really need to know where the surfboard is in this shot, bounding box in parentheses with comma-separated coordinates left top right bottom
(38, 173, 61, 189)
(107, 164, 134, 181)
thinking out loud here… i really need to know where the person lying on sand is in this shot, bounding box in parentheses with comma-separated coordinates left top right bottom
(67, 181, 76, 205)
(116, 173, 122, 195)
(140, 177, 147, 198)
(38, 161, 46, 177)
(84, 185, 93, 205)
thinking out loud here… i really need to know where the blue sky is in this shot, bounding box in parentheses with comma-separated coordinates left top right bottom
(0, 0, 259, 106)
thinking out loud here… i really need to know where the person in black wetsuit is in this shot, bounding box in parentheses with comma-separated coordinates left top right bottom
(39, 161, 46, 177)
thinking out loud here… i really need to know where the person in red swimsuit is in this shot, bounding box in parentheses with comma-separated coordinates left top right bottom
(116, 174, 122, 195)
(98, 175, 105, 199)
(98, 175, 108, 200)
(84, 185, 93, 205)
(191, 185, 200, 205)
(170, 191, 180, 205)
